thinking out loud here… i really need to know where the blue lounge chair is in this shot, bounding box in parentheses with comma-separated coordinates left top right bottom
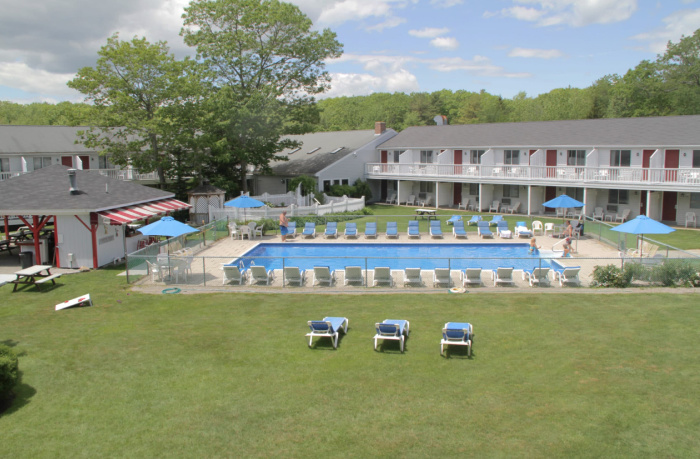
(496, 220, 512, 238)
(364, 222, 377, 238)
(466, 215, 482, 226)
(286, 221, 297, 239)
(446, 215, 461, 225)
(429, 220, 443, 238)
(477, 220, 493, 238)
(453, 220, 467, 238)
(373, 319, 410, 353)
(515, 221, 532, 238)
(306, 316, 349, 349)
(345, 222, 358, 238)
(408, 220, 420, 238)
(386, 221, 398, 238)
(441, 322, 473, 357)
(302, 222, 316, 238)
(324, 221, 338, 238)
(489, 215, 504, 226)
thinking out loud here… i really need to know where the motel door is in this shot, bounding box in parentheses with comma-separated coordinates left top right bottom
(380, 150, 388, 173)
(453, 183, 462, 207)
(544, 187, 557, 211)
(546, 150, 557, 177)
(639, 190, 647, 216)
(642, 150, 654, 181)
(662, 192, 677, 222)
(61, 156, 73, 167)
(665, 150, 679, 182)
(79, 155, 90, 170)
(454, 150, 462, 175)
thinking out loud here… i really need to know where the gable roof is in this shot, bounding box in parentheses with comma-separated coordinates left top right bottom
(268, 129, 380, 176)
(378, 115, 700, 149)
(0, 125, 98, 154)
(0, 165, 174, 215)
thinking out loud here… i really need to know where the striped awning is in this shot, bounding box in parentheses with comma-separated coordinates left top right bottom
(98, 198, 191, 225)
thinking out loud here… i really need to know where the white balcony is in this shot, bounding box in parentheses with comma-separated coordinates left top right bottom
(0, 168, 160, 182)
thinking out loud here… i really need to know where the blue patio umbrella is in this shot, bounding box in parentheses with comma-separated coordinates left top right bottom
(611, 215, 675, 256)
(542, 194, 584, 209)
(224, 194, 265, 222)
(138, 216, 199, 238)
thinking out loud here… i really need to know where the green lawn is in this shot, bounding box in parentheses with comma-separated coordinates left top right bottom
(1, 267, 699, 457)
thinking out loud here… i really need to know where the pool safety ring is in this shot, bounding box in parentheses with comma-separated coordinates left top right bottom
(449, 287, 466, 294)
(162, 287, 181, 294)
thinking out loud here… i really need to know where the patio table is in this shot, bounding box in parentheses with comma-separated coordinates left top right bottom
(415, 209, 437, 220)
(11, 265, 61, 292)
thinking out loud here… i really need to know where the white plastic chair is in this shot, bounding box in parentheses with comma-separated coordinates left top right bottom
(532, 221, 543, 236)
(685, 212, 697, 228)
(544, 222, 554, 237)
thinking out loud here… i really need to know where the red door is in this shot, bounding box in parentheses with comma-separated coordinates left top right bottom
(642, 150, 654, 181)
(453, 183, 462, 206)
(61, 156, 73, 167)
(639, 190, 647, 216)
(380, 150, 387, 173)
(662, 192, 677, 222)
(454, 150, 462, 174)
(79, 155, 90, 170)
(546, 150, 557, 177)
(665, 150, 679, 182)
(544, 187, 557, 211)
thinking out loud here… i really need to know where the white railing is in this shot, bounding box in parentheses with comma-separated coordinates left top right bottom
(0, 168, 160, 182)
(366, 163, 700, 187)
(210, 196, 366, 222)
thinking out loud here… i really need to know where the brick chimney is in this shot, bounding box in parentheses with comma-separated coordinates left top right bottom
(374, 121, 386, 135)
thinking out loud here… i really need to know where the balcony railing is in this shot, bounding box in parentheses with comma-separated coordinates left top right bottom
(0, 168, 160, 182)
(366, 163, 700, 187)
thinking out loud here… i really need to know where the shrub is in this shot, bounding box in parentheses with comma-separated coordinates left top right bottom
(288, 175, 316, 195)
(0, 345, 19, 399)
(591, 264, 633, 288)
(650, 260, 700, 287)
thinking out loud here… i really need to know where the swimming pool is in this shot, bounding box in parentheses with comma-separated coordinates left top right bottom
(229, 243, 561, 272)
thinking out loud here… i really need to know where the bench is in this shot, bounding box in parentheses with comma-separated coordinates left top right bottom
(35, 274, 62, 289)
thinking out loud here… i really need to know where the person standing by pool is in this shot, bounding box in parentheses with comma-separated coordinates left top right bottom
(529, 237, 541, 254)
(279, 211, 289, 242)
(564, 220, 573, 238)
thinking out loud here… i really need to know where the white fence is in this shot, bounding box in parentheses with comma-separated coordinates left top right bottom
(210, 195, 366, 222)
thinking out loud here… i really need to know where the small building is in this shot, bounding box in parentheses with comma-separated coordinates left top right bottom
(0, 165, 189, 268)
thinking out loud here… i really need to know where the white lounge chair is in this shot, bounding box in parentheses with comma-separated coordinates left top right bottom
(344, 222, 358, 238)
(554, 266, 581, 286)
(452, 220, 467, 239)
(403, 268, 423, 286)
(286, 221, 297, 239)
(312, 266, 336, 286)
(489, 200, 500, 212)
(222, 264, 246, 285)
(429, 220, 444, 238)
(433, 268, 452, 287)
(614, 209, 630, 223)
(457, 199, 469, 210)
(386, 222, 399, 238)
(373, 320, 410, 353)
(364, 222, 377, 238)
(405, 195, 416, 206)
(283, 266, 306, 286)
(344, 266, 364, 286)
(477, 221, 493, 238)
(385, 193, 397, 204)
(515, 221, 532, 238)
(508, 202, 521, 214)
(373, 267, 394, 287)
(324, 221, 338, 238)
(496, 221, 512, 238)
(302, 222, 316, 238)
(461, 268, 483, 287)
(522, 267, 551, 287)
(592, 207, 604, 221)
(440, 322, 473, 357)
(407, 220, 420, 238)
(491, 267, 515, 286)
(249, 265, 274, 285)
(306, 317, 348, 349)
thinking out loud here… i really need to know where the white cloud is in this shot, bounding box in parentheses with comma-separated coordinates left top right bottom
(488, 0, 638, 27)
(508, 47, 564, 59)
(430, 0, 464, 7)
(409, 27, 450, 38)
(430, 37, 460, 49)
(366, 16, 407, 32)
(322, 70, 419, 97)
(0, 62, 81, 99)
(631, 8, 700, 53)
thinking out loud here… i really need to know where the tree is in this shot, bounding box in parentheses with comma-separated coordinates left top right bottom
(658, 29, 700, 115)
(181, 0, 343, 192)
(68, 34, 198, 187)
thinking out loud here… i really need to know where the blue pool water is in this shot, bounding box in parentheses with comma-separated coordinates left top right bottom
(228, 243, 562, 272)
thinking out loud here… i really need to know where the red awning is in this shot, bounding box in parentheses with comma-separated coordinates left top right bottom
(98, 198, 190, 225)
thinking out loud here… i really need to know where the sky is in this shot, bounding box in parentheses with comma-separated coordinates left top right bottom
(1, 0, 699, 104)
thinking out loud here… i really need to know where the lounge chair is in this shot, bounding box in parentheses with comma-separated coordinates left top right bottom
(532, 220, 543, 236)
(433, 268, 452, 287)
(302, 222, 316, 238)
(496, 221, 512, 238)
(489, 200, 500, 212)
(373, 319, 410, 353)
(249, 265, 274, 285)
(507, 202, 521, 214)
(408, 220, 420, 238)
(477, 220, 493, 238)
(403, 268, 423, 286)
(386, 221, 398, 238)
(405, 195, 416, 206)
(614, 208, 630, 223)
(222, 264, 246, 285)
(373, 267, 394, 287)
(457, 199, 469, 210)
(286, 221, 297, 239)
(554, 266, 581, 286)
(364, 222, 377, 238)
(522, 267, 551, 287)
(489, 215, 504, 226)
(515, 221, 532, 238)
(592, 207, 604, 221)
(312, 266, 336, 286)
(452, 220, 467, 238)
(283, 266, 306, 286)
(344, 222, 358, 238)
(446, 215, 461, 225)
(306, 316, 348, 349)
(491, 267, 515, 286)
(344, 266, 364, 286)
(385, 193, 397, 205)
(461, 268, 483, 287)
(466, 215, 481, 226)
(324, 221, 338, 238)
(429, 220, 443, 238)
(440, 322, 473, 357)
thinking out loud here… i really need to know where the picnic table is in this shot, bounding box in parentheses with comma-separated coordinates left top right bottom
(10, 265, 61, 292)
(414, 209, 437, 220)
(0, 239, 16, 255)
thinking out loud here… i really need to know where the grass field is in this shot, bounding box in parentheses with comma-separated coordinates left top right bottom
(1, 266, 699, 457)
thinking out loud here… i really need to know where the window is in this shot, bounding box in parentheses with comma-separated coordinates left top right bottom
(393, 150, 402, 162)
(341, 179, 349, 185)
(420, 150, 433, 164)
(564, 187, 584, 202)
(504, 150, 520, 165)
(567, 150, 586, 166)
(693, 150, 700, 168)
(99, 156, 110, 169)
(470, 149, 485, 164)
(419, 182, 434, 193)
(469, 183, 479, 197)
(0, 158, 8, 172)
(323, 180, 331, 192)
(502, 185, 519, 198)
(608, 189, 629, 205)
(610, 150, 631, 167)
(690, 193, 700, 209)
(33, 157, 51, 170)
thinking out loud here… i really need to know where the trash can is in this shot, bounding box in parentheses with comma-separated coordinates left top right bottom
(19, 251, 34, 269)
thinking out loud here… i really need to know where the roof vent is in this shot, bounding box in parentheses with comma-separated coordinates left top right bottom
(68, 169, 80, 195)
(307, 147, 321, 154)
(330, 147, 344, 154)
(288, 147, 301, 155)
